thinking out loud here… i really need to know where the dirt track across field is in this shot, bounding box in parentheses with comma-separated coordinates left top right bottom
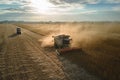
(0, 24, 101, 80)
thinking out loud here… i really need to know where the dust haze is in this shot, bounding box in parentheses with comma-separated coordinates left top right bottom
(38, 22, 120, 80)
(39, 22, 120, 49)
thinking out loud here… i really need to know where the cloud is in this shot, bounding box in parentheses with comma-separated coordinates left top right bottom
(80, 10, 97, 14)
(2, 7, 24, 10)
(49, 0, 100, 5)
(48, 0, 99, 14)
(0, 0, 13, 4)
(0, 0, 99, 15)
(106, 0, 120, 3)
(62, 0, 100, 4)
(48, 0, 86, 14)
(0, 0, 30, 5)
(48, 0, 62, 5)
(0, 0, 34, 14)
(0, 0, 120, 21)
(113, 5, 120, 11)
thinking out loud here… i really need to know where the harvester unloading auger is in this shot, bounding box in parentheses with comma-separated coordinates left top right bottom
(52, 34, 82, 55)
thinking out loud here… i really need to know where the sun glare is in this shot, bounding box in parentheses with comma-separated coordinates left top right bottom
(30, 0, 53, 14)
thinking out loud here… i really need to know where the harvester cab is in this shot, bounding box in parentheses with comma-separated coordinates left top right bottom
(52, 34, 72, 55)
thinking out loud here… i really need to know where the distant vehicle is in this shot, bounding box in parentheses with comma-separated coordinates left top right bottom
(16, 27, 21, 34)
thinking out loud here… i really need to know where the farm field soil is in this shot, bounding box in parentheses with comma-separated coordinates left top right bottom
(0, 24, 100, 80)
(17, 22, 120, 80)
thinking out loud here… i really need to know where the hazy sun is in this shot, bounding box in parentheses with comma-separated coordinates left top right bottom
(30, 0, 53, 14)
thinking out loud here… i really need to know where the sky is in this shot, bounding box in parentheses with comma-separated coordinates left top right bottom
(0, 0, 120, 22)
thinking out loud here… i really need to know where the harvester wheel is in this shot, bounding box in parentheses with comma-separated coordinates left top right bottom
(55, 49, 60, 55)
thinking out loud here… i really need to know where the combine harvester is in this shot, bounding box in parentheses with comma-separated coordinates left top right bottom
(52, 34, 82, 55)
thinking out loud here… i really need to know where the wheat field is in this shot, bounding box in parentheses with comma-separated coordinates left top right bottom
(15, 22, 120, 80)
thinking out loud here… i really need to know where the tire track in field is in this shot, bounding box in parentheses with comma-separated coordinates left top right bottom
(0, 24, 57, 80)
(21, 30, 68, 80)
(21, 26, 100, 80)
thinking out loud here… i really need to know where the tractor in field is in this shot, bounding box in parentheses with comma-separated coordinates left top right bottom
(52, 34, 72, 55)
(16, 27, 21, 34)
